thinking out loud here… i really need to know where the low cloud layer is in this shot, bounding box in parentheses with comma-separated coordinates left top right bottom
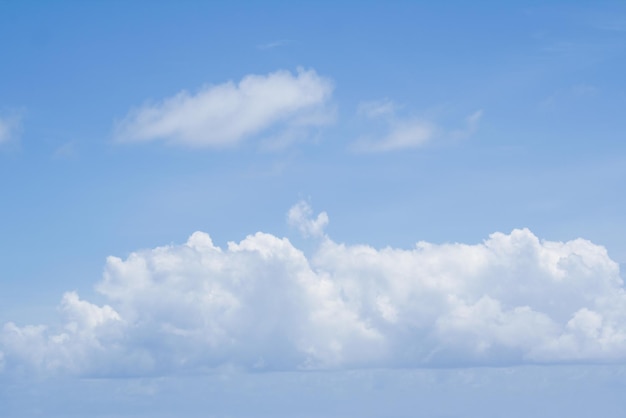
(1, 202, 624, 377)
(115, 69, 334, 147)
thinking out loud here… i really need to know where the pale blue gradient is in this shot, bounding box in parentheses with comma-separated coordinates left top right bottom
(1, 1, 626, 415)
(2, 366, 626, 417)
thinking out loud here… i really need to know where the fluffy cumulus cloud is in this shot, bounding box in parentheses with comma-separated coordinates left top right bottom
(1, 202, 625, 377)
(115, 68, 334, 147)
(353, 99, 482, 152)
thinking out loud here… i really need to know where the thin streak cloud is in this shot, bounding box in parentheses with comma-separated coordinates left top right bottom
(115, 68, 334, 148)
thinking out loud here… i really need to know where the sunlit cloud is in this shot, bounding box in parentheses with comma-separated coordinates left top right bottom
(1, 202, 624, 378)
(115, 68, 334, 148)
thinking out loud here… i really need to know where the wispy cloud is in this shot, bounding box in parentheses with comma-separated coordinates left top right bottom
(114, 68, 334, 148)
(588, 14, 626, 32)
(0, 114, 21, 144)
(539, 84, 598, 112)
(449, 109, 483, 140)
(257, 39, 294, 50)
(352, 100, 482, 152)
(1, 202, 624, 377)
(52, 141, 79, 160)
(357, 99, 397, 118)
(354, 118, 438, 152)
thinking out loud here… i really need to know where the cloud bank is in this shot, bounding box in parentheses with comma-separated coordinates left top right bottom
(115, 69, 334, 148)
(1, 202, 624, 377)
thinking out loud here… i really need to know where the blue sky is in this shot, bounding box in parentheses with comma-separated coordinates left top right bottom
(1, 1, 626, 417)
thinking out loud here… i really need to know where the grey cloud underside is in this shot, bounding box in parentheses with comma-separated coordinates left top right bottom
(1, 206, 624, 377)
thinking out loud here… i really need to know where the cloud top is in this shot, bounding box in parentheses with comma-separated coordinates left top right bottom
(1, 203, 624, 377)
(287, 200, 329, 238)
(115, 69, 334, 148)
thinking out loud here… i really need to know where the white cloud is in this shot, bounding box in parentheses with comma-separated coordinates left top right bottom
(361, 118, 437, 151)
(1, 205, 625, 377)
(1, 292, 126, 376)
(257, 39, 294, 50)
(352, 100, 482, 152)
(115, 68, 334, 148)
(287, 200, 329, 238)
